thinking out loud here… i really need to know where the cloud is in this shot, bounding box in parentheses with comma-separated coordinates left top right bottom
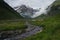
(4, 0, 56, 18)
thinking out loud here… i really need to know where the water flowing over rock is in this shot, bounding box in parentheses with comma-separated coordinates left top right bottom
(0, 23, 43, 40)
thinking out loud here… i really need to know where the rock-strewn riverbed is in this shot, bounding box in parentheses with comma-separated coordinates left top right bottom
(0, 24, 43, 40)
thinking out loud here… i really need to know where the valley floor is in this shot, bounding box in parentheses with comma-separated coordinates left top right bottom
(0, 0, 60, 40)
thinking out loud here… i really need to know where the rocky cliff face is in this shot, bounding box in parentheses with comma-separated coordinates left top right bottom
(15, 5, 39, 18)
(4, 0, 56, 18)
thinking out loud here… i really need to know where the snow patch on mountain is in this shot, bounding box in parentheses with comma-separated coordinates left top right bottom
(4, 0, 56, 18)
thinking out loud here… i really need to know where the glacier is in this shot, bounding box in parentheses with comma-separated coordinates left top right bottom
(4, 0, 56, 18)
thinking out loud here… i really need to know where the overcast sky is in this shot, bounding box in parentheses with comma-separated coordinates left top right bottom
(4, 0, 56, 18)
(4, 0, 55, 9)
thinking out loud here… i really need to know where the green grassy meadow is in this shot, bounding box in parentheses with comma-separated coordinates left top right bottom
(0, 0, 60, 40)
(24, 1, 60, 40)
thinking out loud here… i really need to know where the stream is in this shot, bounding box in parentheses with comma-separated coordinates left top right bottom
(0, 24, 43, 40)
(4, 26, 43, 40)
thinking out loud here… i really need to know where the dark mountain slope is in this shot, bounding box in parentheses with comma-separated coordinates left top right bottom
(0, 0, 23, 20)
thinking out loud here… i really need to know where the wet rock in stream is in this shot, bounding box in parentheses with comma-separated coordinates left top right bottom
(0, 24, 43, 40)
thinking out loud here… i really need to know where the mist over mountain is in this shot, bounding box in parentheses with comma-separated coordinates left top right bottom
(4, 0, 56, 18)
(14, 5, 40, 18)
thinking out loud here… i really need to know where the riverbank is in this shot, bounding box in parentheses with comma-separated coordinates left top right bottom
(0, 23, 43, 40)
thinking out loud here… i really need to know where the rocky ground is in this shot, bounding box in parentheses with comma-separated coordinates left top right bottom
(0, 23, 43, 40)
